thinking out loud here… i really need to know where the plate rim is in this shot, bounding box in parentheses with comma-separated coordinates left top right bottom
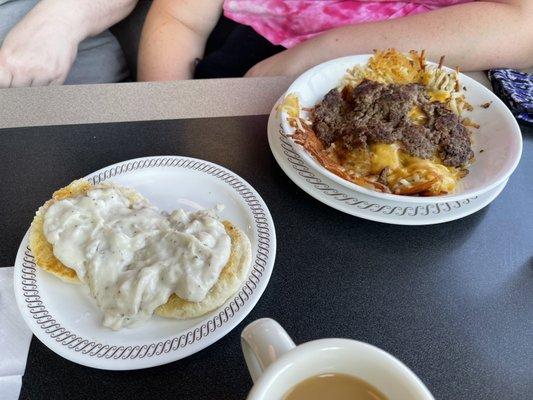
(269, 105, 507, 225)
(14, 155, 277, 370)
(280, 54, 522, 204)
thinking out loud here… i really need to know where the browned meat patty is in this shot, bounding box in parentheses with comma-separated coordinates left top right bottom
(311, 79, 473, 167)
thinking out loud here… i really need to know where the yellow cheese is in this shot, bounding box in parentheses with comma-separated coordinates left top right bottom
(278, 93, 300, 118)
(428, 90, 450, 103)
(343, 147, 372, 176)
(361, 142, 461, 194)
(369, 143, 401, 174)
(391, 154, 460, 193)
(408, 106, 427, 125)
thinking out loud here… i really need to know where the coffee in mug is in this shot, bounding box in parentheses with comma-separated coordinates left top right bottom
(283, 372, 388, 400)
(241, 318, 434, 400)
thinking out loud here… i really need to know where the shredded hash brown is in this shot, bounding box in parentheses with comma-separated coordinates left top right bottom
(281, 49, 475, 197)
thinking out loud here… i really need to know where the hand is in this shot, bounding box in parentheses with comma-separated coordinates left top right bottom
(0, 15, 80, 87)
(245, 48, 309, 78)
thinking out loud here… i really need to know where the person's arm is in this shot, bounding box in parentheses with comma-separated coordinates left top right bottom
(246, 0, 533, 77)
(0, 0, 138, 88)
(137, 0, 223, 81)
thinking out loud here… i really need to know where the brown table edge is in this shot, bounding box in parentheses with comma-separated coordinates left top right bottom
(0, 77, 293, 129)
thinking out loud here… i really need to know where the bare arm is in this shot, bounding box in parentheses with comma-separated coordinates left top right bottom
(247, 0, 533, 77)
(137, 0, 223, 81)
(9, 0, 138, 40)
(0, 0, 138, 87)
(57, 0, 139, 39)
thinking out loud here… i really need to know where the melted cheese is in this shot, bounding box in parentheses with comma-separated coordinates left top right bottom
(279, 93, 301, 118)
(428, 89, 450, 103)
(392, 154, 461, 193)
(369, 143, 401, 174)
(407, 106, 427, 126)
(342, 142, 461, 194)
(343, 147, 372, 176)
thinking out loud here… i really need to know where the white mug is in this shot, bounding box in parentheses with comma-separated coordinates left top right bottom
(241, 318, 435, 400)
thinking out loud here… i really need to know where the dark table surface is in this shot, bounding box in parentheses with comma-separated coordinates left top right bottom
(2, 116, 532, 400)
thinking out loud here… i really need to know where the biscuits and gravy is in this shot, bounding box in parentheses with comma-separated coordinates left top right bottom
(29, 179, 252, 330)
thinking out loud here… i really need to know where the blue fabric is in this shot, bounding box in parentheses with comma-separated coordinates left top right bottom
(488, 69, 533, 125)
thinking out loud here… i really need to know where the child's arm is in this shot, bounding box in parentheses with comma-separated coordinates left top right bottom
(137, 0, 223, 81)
(247, 0, 533, 77)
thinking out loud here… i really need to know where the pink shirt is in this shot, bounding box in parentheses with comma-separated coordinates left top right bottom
(224, 0, 473, 48)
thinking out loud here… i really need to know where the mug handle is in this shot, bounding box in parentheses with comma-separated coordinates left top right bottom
(241, 318, 296, 383)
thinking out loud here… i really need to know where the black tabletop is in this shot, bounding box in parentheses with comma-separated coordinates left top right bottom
(2, 116, 532, 400)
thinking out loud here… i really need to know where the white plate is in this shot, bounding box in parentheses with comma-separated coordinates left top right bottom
(280, 55, 522, 204)
(14, 156, 276, 370)
(269, 106, 507, 225)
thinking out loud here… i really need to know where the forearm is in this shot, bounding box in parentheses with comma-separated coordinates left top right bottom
(18, 0, 137, 43)
(137, 0, 223, 81)
(292, 2, 533, 71)
(0, 0, 137, 87)
(137, 10, 205, 81)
